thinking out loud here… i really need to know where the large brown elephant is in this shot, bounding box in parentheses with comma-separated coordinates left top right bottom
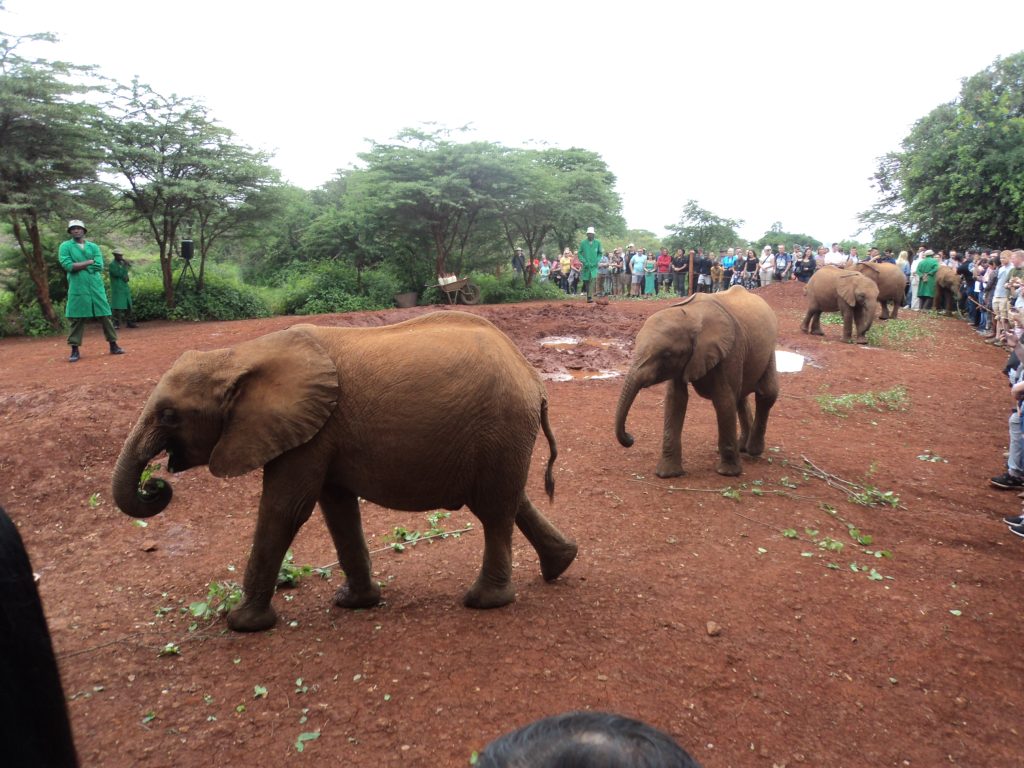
(112, 312, 577, 632)
(614, 285, 779, 478)
(802, 267, 880, 343)
(853, 261, 908, 319)
(934, 265, 963, 315)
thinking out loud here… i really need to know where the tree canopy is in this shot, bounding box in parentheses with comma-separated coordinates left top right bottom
(0, 28, 103, 328)
(663, 201, 743, 254)
(100, 80, 280, 305)
(862, 51, 1024, 248)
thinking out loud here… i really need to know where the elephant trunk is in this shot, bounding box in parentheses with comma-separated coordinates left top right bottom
(615, 370, 643, 448)
(112, 412, 172, 519)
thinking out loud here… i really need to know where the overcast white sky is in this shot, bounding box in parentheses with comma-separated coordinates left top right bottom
(5, 1, 1024, 243)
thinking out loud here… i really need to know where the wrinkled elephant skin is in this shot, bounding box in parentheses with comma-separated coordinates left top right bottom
(112, 313, 578, 632)
(614, 286, 779, 478)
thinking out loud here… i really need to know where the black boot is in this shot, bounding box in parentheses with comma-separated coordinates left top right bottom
(68, 345, 80, 363)
(109, 341, 125, 355)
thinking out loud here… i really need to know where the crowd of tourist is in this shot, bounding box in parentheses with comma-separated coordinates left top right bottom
(518, 241, 914, 298)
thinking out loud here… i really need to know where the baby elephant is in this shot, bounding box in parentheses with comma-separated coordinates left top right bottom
(112, 312, 578, 632)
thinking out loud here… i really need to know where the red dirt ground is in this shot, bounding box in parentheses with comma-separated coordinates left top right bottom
(2, 281, 1022, 767)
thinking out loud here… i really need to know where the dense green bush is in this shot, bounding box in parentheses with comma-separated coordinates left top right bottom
(275, 261, 399, 315)
(0, 292, 67, 338)
(468, 271, 564, 304)
(129, 270, 270, 322)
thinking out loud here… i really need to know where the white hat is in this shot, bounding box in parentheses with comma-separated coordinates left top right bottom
(923, 249, 935, 257)
(586, 226, 596, 235)
(67, 219, 87, 233)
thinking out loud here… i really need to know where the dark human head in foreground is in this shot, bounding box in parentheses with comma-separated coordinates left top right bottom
(476, 711, 701, 768)
(0, 507, 79, 767)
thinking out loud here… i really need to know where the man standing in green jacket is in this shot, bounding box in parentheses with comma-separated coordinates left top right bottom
(58, 220, 124, 362)
(107, 250, 137, 329)
(578, 226, 602, 303)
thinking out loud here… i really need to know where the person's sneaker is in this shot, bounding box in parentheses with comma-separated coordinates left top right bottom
(990, 472, 1024, 489)
(1004, 514, 1024, 526)
(1009, 522, 1024, 538)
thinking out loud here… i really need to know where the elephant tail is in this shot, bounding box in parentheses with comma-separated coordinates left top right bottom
(541, 398, 557, 502)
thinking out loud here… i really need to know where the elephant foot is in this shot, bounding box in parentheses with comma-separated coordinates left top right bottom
(810, 330, 824, 336)
(856, 336, 869, 345)
(744, 437, 766, 457)
(655, 460, 685, 478)
(333, 581, 382, 610)
(538, 541, 578, 582)
(715, 461, 743, 477)
(463, 580, 516, 610)
(227, 602, 278, 633)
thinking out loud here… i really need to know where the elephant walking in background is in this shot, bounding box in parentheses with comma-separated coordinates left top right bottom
(112, 313, 578, 632)
(853, 261, 908, 320)
(802, 267, 880, 344)
(615, 285, 779, 478)
(934, 265, 963, 316)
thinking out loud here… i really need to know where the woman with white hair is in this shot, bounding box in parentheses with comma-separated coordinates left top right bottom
(758, 245, 775, 288)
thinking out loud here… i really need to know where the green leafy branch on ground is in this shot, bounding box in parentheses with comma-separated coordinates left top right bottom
(816, 385, 909, 417)
(380, 511, 472, 554)
(819, 316, 932, 347)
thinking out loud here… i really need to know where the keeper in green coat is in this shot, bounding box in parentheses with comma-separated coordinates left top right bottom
(107, 250, 137, 329)
(58, 219, 124, 362)
(914, 249, 940, 310)
(577, 226, 603, 303)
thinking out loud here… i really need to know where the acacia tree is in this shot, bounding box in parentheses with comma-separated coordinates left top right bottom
(0, 29, 103, 328)
(862, 52, 1024, 247)
(496, 147, 624, 277)
(355, 127, 512, 278)
(664, 200, 743, 254)
(101, 80, 279, 304)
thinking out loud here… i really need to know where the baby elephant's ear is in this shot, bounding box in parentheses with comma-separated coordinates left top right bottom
(210, 326, 338, 478)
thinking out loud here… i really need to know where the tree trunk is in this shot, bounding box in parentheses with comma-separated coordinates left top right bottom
(11, 214, 61, 330)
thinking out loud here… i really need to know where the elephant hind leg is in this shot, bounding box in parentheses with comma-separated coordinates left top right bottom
(737, 395, 753, 454)
(747, 367, 779, 457)
(515, 493, 577, 582)
(463, 502, 517, 609)
(320, 485, 381, 610)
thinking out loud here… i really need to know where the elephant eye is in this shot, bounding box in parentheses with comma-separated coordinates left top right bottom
(159, 408, 178, 427)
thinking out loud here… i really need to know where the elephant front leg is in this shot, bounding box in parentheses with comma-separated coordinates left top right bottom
(841, 308, 855, 342)
(464, 505, 516, 609)
(879, 299, 891, 320)
(656, 379, 689, 477)
(855, 310, 871, 344)
(515, 493, 578, 582)
(319, 485, 381, 610)
(229, 467, 318, 632)
(712, 390, 742, 476)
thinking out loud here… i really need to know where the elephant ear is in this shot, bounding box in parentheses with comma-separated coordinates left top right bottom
(209, 326, 338, 478)
(835, 274, 861, 307)
(683, 302, 737, 381)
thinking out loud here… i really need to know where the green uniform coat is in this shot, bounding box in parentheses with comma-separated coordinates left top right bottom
(577, 237, 603, 281)
(915, 255, 939, 299)
(108, 258, 132, 310)
(58, 239, 112, 318)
